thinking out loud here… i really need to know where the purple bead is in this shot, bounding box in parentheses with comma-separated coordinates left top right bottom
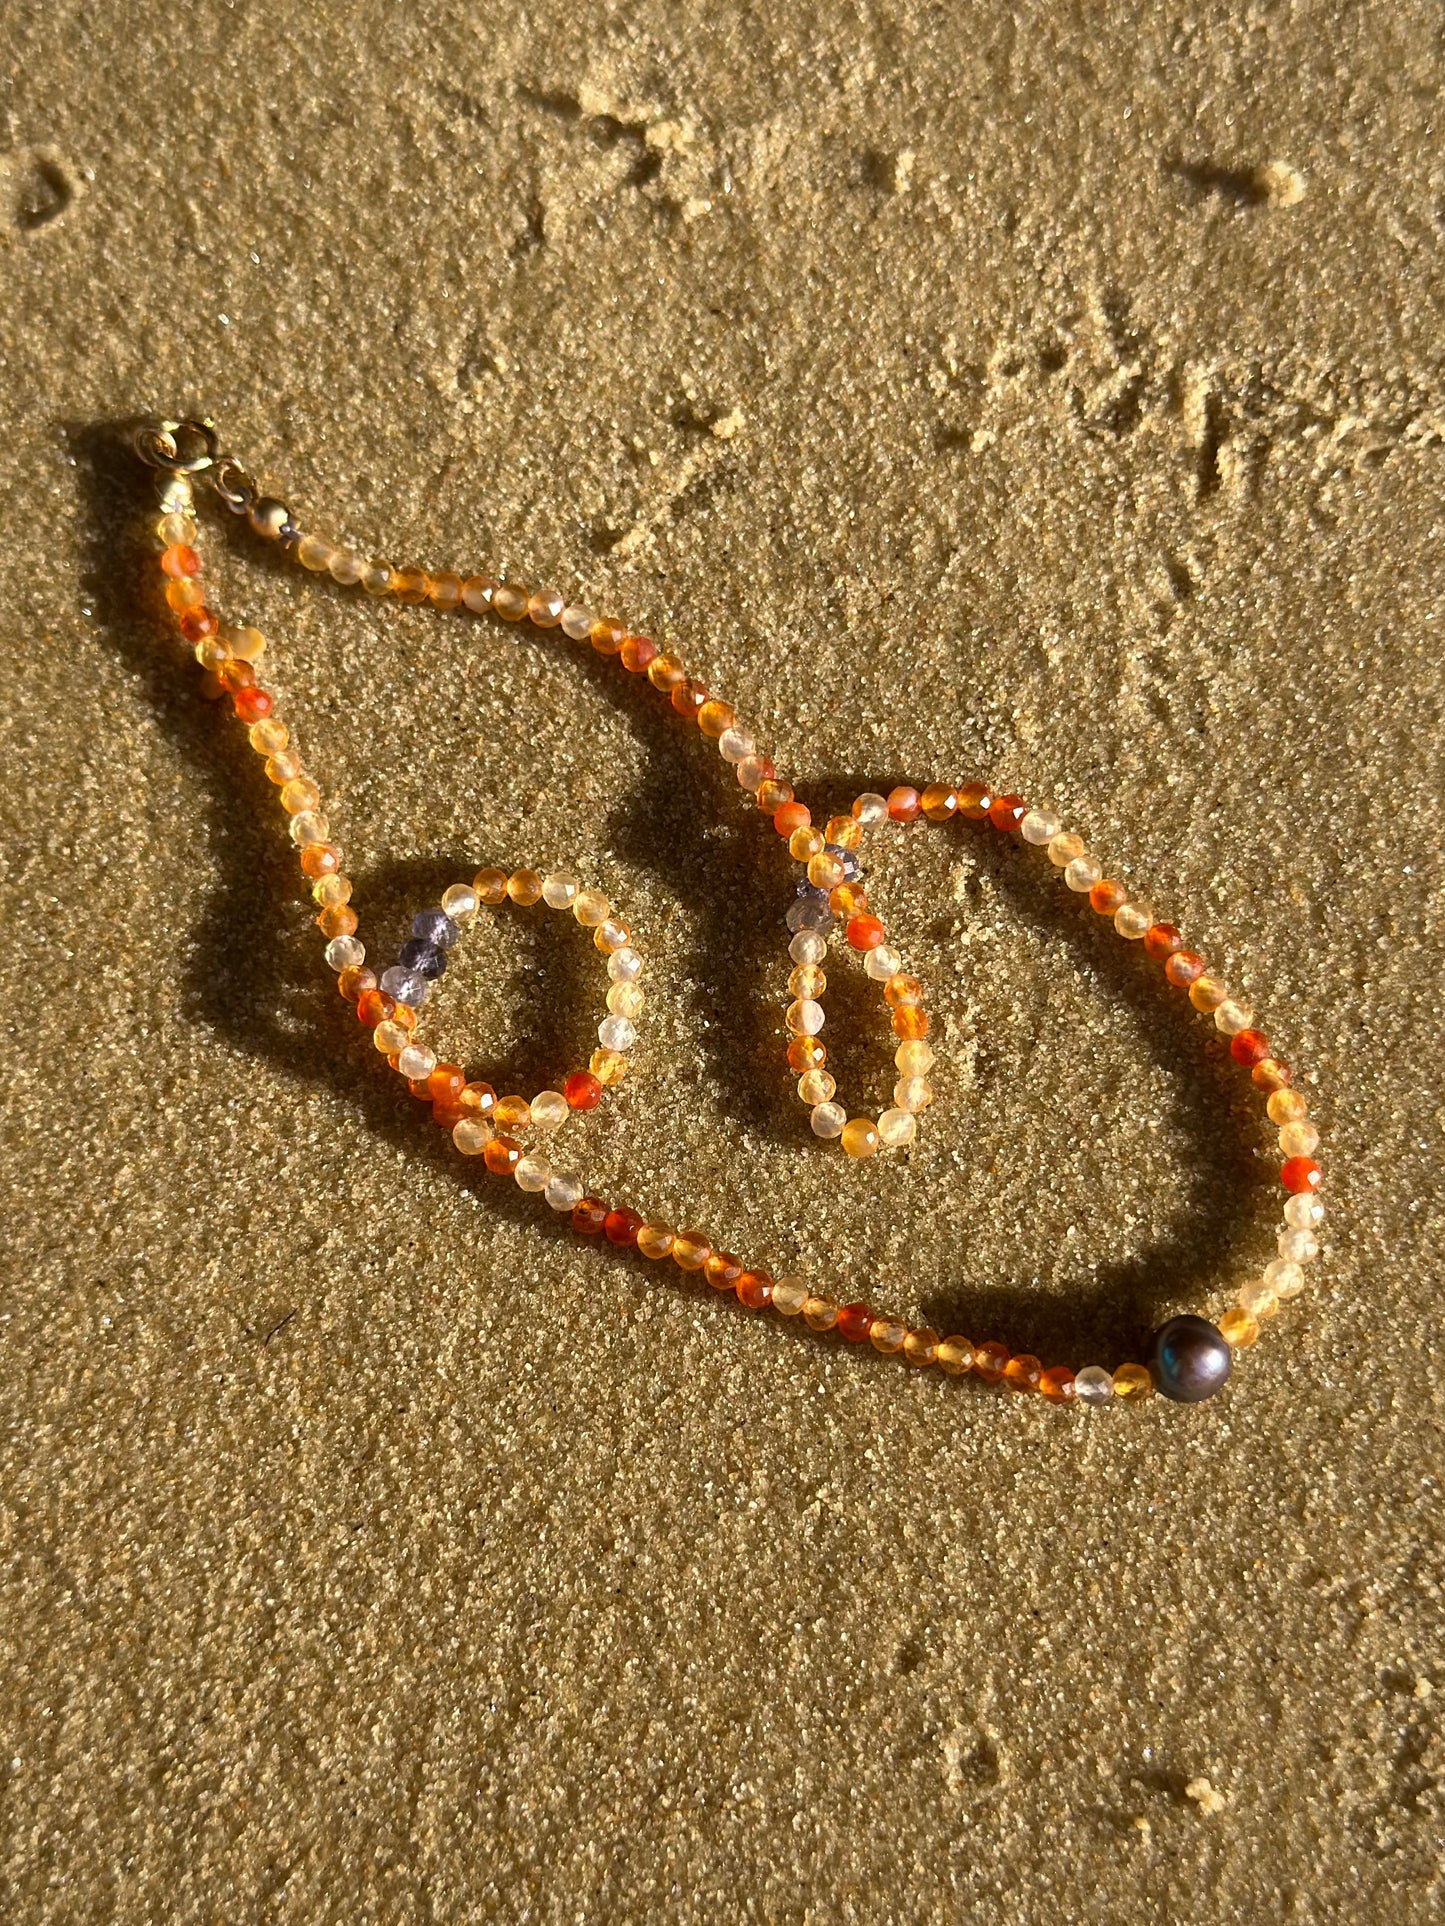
(380, 965, 429, 1008)
(411, 907, 459, 949)
(786, 896, 834, 934)
(399, 936, 446, 978)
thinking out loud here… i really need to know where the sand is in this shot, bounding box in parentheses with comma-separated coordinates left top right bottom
(1, 2, 1442, 1919)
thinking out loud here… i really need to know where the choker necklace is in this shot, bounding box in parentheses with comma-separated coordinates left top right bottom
(130, 415, 1326, 1412)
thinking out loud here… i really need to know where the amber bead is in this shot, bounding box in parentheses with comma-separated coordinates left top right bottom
(802, 1295, 839, 1331)
(507, 868, 543, 906)
(636, 1224, 675, 1260)
(160, 543, 201, 579)
(233, 686, 272, 724)
(647, 654, 686, 693)
(757, 780, 794, 813)
(892, 1005, 929, 1040)
(474, 868, 509, 905)
(218, 659, 256, 693)
(1039, 1366, 1077, 1404)
(904, 1327, 940, 1366)
(1218, 1308, 1259, 1348)
(336, 965, 373, 1003)
(847, 915, 886, 952)
(458, 1081, 496, 1119)
(563, 1070, 602, 1110)
(671, 1230, 711, 1271)
(483, 1135, 522, 1176)
(884, 974, 923, 1008)
(887, 786, 922, 822)
(1280, 1156, 1322, 1194)
(737, 1271, 774, 1310)
(318, 905, 358, 939)
(570, 1197, 608, 1235)
(973, 1341, 1009, 1383)
(356, 989, 395, 1028)
(841, 1117, 880, 1159)
(180, 607, 220, 644)
(590, 1049, 628, 1085)
(987, 793, 1027, 833)
(620, 634, 657, 674)
(494, 1095, 532, 1130)
(589, 618, 626, 656)
(787, 1036, 826, 1073)
(836, 1302, 873, 1342)
(1230, 1028, 1271, 1067)
(705, 1250, 744, 1291)
(830, 882, 868, 916)
(672, 679, 708, 718)
(774, 802, 812, 840)
(1252, 1057, 1291, 1093)
(917, 784, 955, 822)
(937, 1335, 973, 1376)
(954, 782, 990, 821)
(428, 1064, 466, 1104)
(1004, 1353, 1042, 1393)
(393, 567, 430, 604)
(1164, 950, 1205, 987)
(391, 1004, 418, 1034)
(1143, 922, 1184, 962)
(603, 1208, 642, 1247)
(1112, 1361, 1153, 1401)
(1267, 1088, 1308, 1125)
(869, 1317, 907, 1354)
(165, 577, 205, 612)
(300, 843, 341, 880)
(460, 575, 495, 609)
(428, 572, 463, 610)
(1089, 878, 1129, 917)
(697, 699, 736, 739)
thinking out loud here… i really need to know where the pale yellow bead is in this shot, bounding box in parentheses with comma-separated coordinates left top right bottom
(894, 1076, 933, 1113)
(573, 889, 610, 927)
(771, 1276, 809, 1316)
(798, 1069, 836, 1105)
(1267, 1088, 1309, 1126)
(221, 625, 266, 662)
(877, 1107, 916, 1147)
(452, 1118, 491, 1155)
(158, 512, 197, 545)
(1214, 999, 1253, 1037)
(1114, 902, 1152, 940)
(606, 981, 645, 1019)
(542, 872, 580, 910)
(1190, 974, 1230, 1013)
(590, 1048, 627, 1084)
(895, 1039, 934, 1077)
(1047, 831, 1086, 867)
(1238, 1278, 1278, 1320)
(869, 1316, 908, 1353)
(788, 964, 827, 999)
(373, 1020, 410, 1055)
(789, 827, 824, 862)
(1219, 1308, 1259, 1348)
(530, 1090, 569, 1131)
(280, 777, 322, 817)
(297, 532, 336, 572)
(1064, 855, 1102, 893)
(1279, 1121, 1320, 1158)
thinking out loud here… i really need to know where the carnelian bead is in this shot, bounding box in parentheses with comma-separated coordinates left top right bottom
(217, 659, 256, 692)
(1089, 878, 1129, 917)
(1280, 1157, 1322, 1194)
(1164, 950, 1205, 987)
(1039, 1366, 1077, 1404)
(884, 974, 923, 1008)
(836, 1302, 873, 1342)
(428, 572, 463, 610)
(458, 1081, 495, 1119)
(787, 1036, 826, 1073)
(937, 1335, 973, 1375)
(393, 568, 431, 604)
(1004, 1353, 1043, 1393)
(1230, 1028, 1271, 1067)
(300, 843, 341, 880)
(160, 543, 201, 579)
(671, 1231, 711, 1271)
(391, 1004, 418, 1034)
(408, 1076, 435, 1101)
(564, 1070, 602, 1110)
(620, 634, 657, 674)
(636, 1224, 675, 1260)
(956, 783, 992, 821)
(483, 1135, 522, 1176)
(590, 618, 626, 655)
(427, 1064, 466, 1104)
(847, 915, 886, 951)
(756, 779, 794, 813)
(233, 687, 272, 724)
(494, 1095, 532, 1130)
(672, 679, 707, 718)
(1252, 1057, 1291, 1093)
(317, 905, 358, 939)
(570, 1197, 608, 1235)
(179, 606, 219, 642)
(988, 793, 1026, 833)
(737, 1271, 774, 1310)
(904, 1327, 940, 1366)
(506, 868, 543, 906)
(705, 1251, 744, 1292)
(604, 1208, 642, 1247)
(1143, 922, 1184, 961)
(336, 966, 374, 1003)
(357, 989, 395, 1028)
(892, 1005, 929, 1040)
(431, 1101, 466, 1131)
(647, 654, 686, 693)
(920, 784, 958, 822)
(473, 869, 508, 905)
(887, 786, 921, 821)
(973, 1341, 1010, 1383)
(829, 882, 867, 916)
(697, 699, 736, 739)
(773, 801, 811, 839)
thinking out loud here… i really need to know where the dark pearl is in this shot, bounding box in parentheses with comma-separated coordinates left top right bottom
(399, 936, 446, 979)
(411, 907, 459, 950)
(1148, 1315, 1232, 1404)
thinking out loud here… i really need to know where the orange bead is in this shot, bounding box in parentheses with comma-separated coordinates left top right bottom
(884, 974, 923, 1008)
(393, 567, 431, 604)
(160, 543, 201, 579)
(1143, 922, 1183, 962)
(337, 965, 375, 1004)
(672, 679, 708, 718)
(847, 915, 886, 951)
(697, 699, 736, 739)
(483, 1135, 521, 1176)
(1252, 1057, 1291, 1093)
(647, 654, 686, 693)
(620, 634, 657, 674)
(829, 882, 867, 916)
(570, 1197, 608, 1235)
(487, 581, 526, 620)
(587, 617, 624, 656)
(904, 1327, 940, 1366)
(956, 782, 992, 821)
(233, 686, 272, 724)
(1164, 950, 1205, 987)
(1280, 1157, 1321, 1194)
(563, 1071, 602, 1110)
(892, 1005, 929, 1040)
(921, 784, 958, 822)
(705, 1251, 744, 1291)
(736, 1271, 774, 1310)
(1003, 1353, 1043, 1393)
(973, 1341, 1009, 1383)
(473, 869, 508, 905)
(507, 868, 543, 905)
(987, 793, 1026, 833)
(836, 1302, 873, 1342)
(494, 1095, 532, 1130)
(1039, 1366, 1076, 1404)
(356, 989, 395, 1028)
(217, 659, 255, 692)
(937, 1335, 974, 1375)
(166, 577, 206, 611)
(317, 904, 358, 939)
(300, 843, 341, 880)
(603, 1208, 642, 1246)
(671, 1230, 711, 1271)
(1089, 878, 1129, 917)
(1230, 1028, 1271, 1067)
(756, 780, 794, 813)
(787, 1036, 826, 1073)
(887, 786, 921, 822)
(458, 1081, 496, 1119)
(428, 572, 463, 610)
(179, 606, 219, 643)
(773, 801, 811, 839)
(427, 1063, 466, 1104)
(636, 1224, 675, 1260)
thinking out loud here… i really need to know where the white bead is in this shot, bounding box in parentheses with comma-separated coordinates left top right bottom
(1239, 1277, 1278, 1319)
(397, 1042, 436, 1081)
(530, 1090, 569, 1131)
(440, 883, 479, 924)
(717, 728, 756, 764)
(1114, 903, 1152, 939)
(1284, 1192, 1325, 1230)
(544, 1171, 583, 1212)
(786, 998, 825, 1037)
(542, 872, 580, 910)
(810, 1101, 846, 1139)
(1277, 1227, 1319, 1264)
(853, 793, 889, 825)
(324, 934, 364, 971)
(1264, 1257, 1305, 1299)
(1074, 1364, 1114, 1407)
(607, 946, 643, 983)
(789, 929, 827, 967)
(1279, 1121, 1320, 1158)
(894, 1076, 933, 1112)
(598, 1014, 637, 1052)
(559, 605, 594, 641)
(864, 945, 903, 981)
(1064, 856, 1102, 893)
(1020, 809, 1061, 846)
(1215, 1000, 1253, 1036)
(877, 1107, 916, 1147)
(514, 1155, 551, 1193)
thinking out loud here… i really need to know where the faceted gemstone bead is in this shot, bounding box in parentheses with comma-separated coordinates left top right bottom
(374, 1020, 411, 1055)
(544, 1171, 583, 1212)
(529, 1090, 569, 1131)
(841, 1118, 880, 1159)
(1073, 1365, 1114, 1407)
(590, 1047, 627, 1084)
(836, 1302, 874, 1342)
(507, 869, 543, 906)
(810, 1102, 847, 1139)
(1047, 831, 1085, 868)
(396, 1042, 437, 1081)
(904, 1327, 940, 1365)
(399, 937, 446, 979)
(790, 930, 828, 967)
(1164, 950, 1205, 987)
(987, 793, 1026, 833)
(1218, 1308, 1259, 1348)
(1004, 1353, 1042, 1393)
(473, 868, 508, 905)
(318, 905, 358, 939)
(1264, 1258, 1304, 1299)
(1112, 1361, 1153, 1401)
(798, 1069, 836, 1105)
(892, 1006, 929, 1040)
(336, 965, 373, 1003)
(824, 817, 861, 849)
(1021, 808, 1062, 846)
(956, 783, 992, 821)
(604, 1208, 642, 1247)
(671, 1231, 711, 1271)
(452, 1118, 491, 1155)
(494, 1096, 532, 1130)
(380, 965, 428, 1008)
(789, 964, 827, 999)
(1283, 1192, 1325, 1230)
(757, 780, 794, 813)
(357, 989, 395, 1028)
(598, 1015, 637, 1053)
(705, 1251, 744, 1292)
(233, 687, 272, 724)
(526, 588, 563, 626)
(1114, 903, 1152, 940)
(363, 562, 397, 596)
(514, 1156, 551, 1193)
(1267, 1088, 1308, 1126)
(884, 974, 922, 1008)
(1279, 1121, 1320, 1158)
(1189, 974, 1229, 1013)
(428, 573, 463, 610)
(492, 582, 529, 620)
(1148, 1315, 1232, 1402)
(774, 803, 811, 840)
(637, 1224, 675, 1260)
(461, 576, 496, 611)
(570, 1196, 608, 1234)
(573, 889, 610, 927)
(1238, 1278, 1278, 1320)
(869, 1317, 907, 1354)
(564, 1071, 602, 1110)
(289, 810, 329, 847)
(771, 1277, 809, 1316)
(394, 568, 431, 604)
(852, 793, 889, 824)
(1230, 1029, 1271, 1067)
(558, 604, 593, 639)
(589, 618, 626, 655)
(894, 1076, 933, 1113)
(296, 534, 336, 572)
(877, 1108, 916, 1147)
(887, 786, 921, 821)
(413, 908, 459, 949)
(248, 719, 289, 755)
(697, 699, 736, 739)
(542, 872, 580, 910)
(1143, 922, 1183, 961)
(427, 1063, 466, 1104)
(788, 825, 823, 860)
(1089, 878, 1129, 917)
(166, 577, 205, 612)
(1039, 1366, 1076, 1404)
(647, 654, 686, 692)
(620, 635, 657, 673)
(829, 882, 867, 917)
(809, 851, 846, 890)
(973, 1341, 1009, 1383)
(737, 1271, 774, 1310)
(921, 784, 958, 822)
(160, 543, 201, 579)
(787, 1036, 827, 1073)
(1252, 1058, 1291, 1093)
(324, 936, 364, 972)
(846, 915, 886, 951)
(786, 999, 825, 1036)
(895, 1040, 934, 1076)
(1214, 1000, 1254, 1036)
(802, 1296, 839, 1331)
(937, 1335, 973, 1376)
(1280, 1157, 1322, 1195)
(674, 681, 709, 720)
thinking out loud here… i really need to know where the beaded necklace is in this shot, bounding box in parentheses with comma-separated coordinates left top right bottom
(131, 416, 1326, 1411)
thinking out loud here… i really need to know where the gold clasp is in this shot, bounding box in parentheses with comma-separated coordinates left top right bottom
(133, 416, 221, 474)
